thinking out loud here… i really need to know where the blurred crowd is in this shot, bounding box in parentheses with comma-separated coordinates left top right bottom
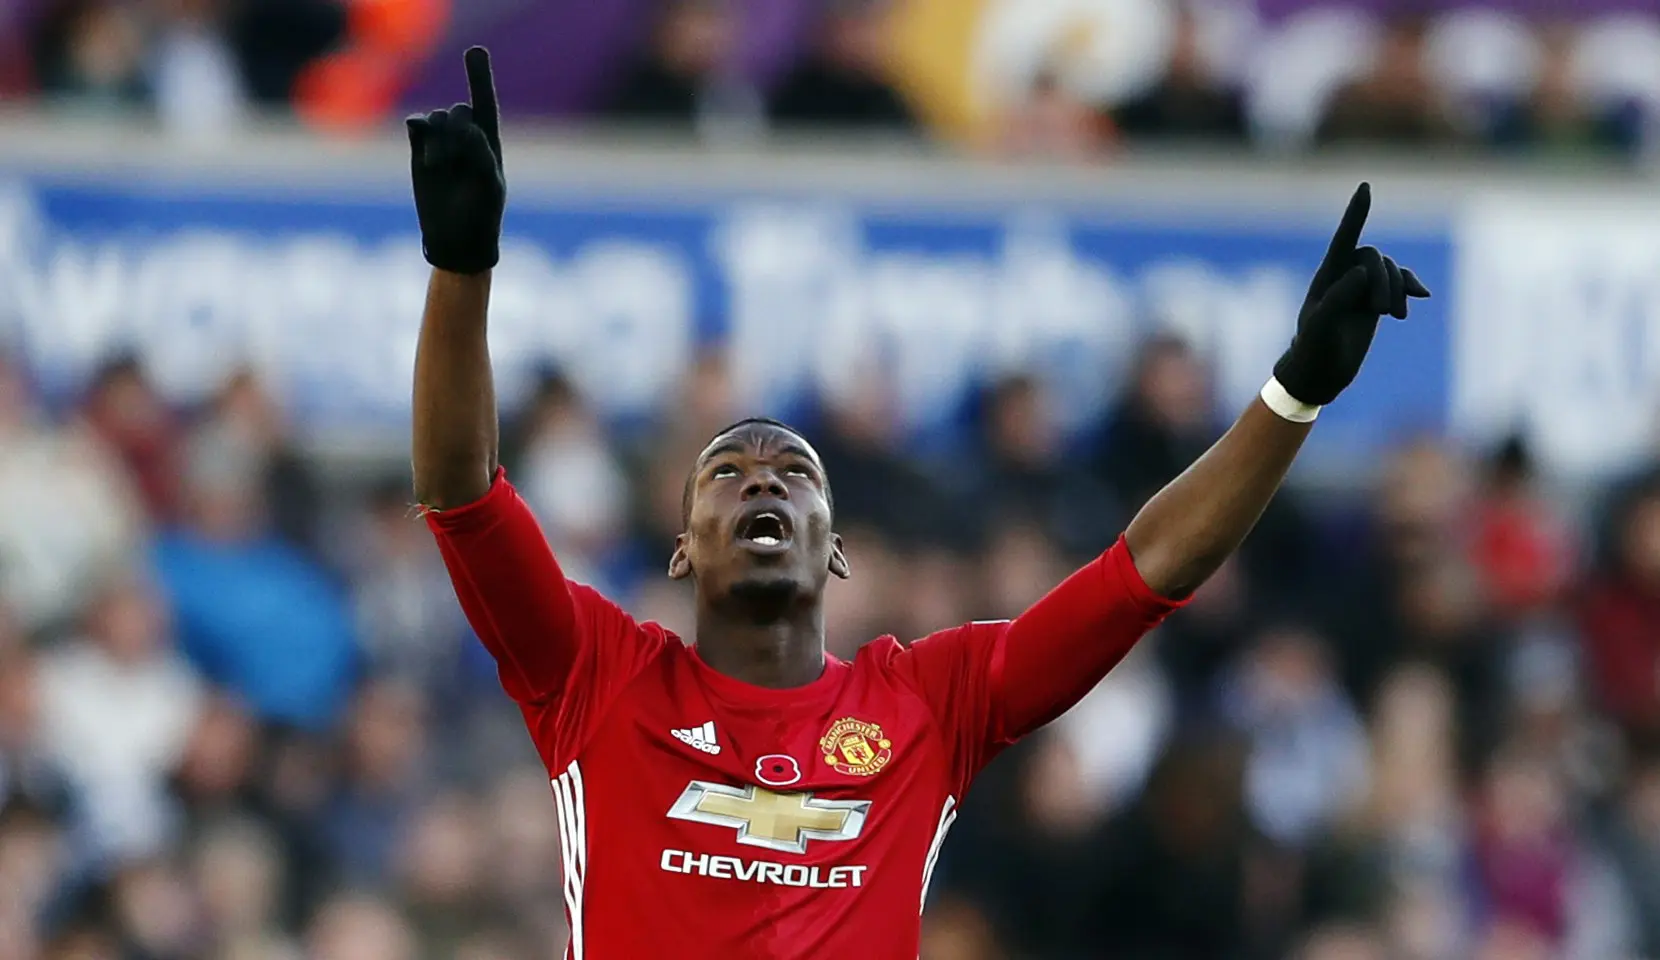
(4, 0, 1660, 159)
(3, 330, 1660, 959)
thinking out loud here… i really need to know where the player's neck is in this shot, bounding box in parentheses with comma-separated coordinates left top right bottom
(693, 614, 827, 690)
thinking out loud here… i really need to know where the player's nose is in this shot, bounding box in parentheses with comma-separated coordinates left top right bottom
(741, 468, 788, 501)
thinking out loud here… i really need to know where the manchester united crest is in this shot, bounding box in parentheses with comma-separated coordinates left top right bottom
(819, 717, 893, 777)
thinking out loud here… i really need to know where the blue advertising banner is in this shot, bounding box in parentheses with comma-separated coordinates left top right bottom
(0, 176, 1450, 464)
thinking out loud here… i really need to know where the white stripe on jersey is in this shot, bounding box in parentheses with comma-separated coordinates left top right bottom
(919, 795, 958, 912)
(553, 762, 587, 959)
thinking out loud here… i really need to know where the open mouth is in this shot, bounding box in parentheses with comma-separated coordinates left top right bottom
(736, 509, 793, 550)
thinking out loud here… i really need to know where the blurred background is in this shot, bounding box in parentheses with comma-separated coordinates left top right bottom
(2, 0, 1660, 958)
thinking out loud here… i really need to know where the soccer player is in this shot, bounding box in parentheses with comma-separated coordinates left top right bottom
(406, 49, 1429, 959)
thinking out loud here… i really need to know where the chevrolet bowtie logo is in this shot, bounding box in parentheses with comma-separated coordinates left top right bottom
(668, 781, 871, 855)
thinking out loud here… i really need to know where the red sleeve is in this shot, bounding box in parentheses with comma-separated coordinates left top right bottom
(897, 536, 1184, 792)
(426, 468, 666, 763)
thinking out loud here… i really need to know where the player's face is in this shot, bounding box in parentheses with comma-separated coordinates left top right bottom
(670, 424, 847, 605)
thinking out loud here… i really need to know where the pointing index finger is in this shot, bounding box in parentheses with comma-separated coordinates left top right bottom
(463, 46, 501, 158)
(1324, 182, 1371, 265)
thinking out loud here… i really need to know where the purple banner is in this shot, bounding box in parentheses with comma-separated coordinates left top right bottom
(1254, 0, 1660, 20)
(401, 0, 821, 120)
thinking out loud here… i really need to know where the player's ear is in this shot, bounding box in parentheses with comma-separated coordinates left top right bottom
(829, 533, 850, 580)
(668, 534, 692, 580)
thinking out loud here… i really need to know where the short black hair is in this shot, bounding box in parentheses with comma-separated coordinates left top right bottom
(680, 417, 832, 526)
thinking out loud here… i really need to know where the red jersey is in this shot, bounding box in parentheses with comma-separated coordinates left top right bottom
(427, 470, 1181, 959)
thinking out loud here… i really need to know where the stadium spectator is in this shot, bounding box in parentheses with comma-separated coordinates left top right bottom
(29, 0, 150, 113)
(605, 0, 760, 136)
(767, 0, 916, 133)
(0, 353, 144, 634)
(1094, 334, 1216, 512)
(992, 69, 1112, 161)
(36, 569, 202, 862)
(1223, 626, 1369, 848)
(1087, 730, 1291, 956)
(967, 372, 1121, 561)
(1468, 435, 1573, 619)
(151, 420, 358, 730)
(189, 818, 291, 956)
(206, 370, 325, 559)
(314, 679, 428, 890)
(348, 476, 468, 695)
(1580, 476, 1660, 744)
(1315, 15, 1462, 149)
(503, 369, 632, 595)
(810, 363, 947, 542)
(150, 0, 245, 138)
(79, 354, 184, 525)
(1110, 2, 1248, 144)
(304, 893, 415, 960)
(226, 0, 347, 106)
(0, 649, 77, 822)
(1489, 22, 1640, 157)
(1606, 750, 1660, 958)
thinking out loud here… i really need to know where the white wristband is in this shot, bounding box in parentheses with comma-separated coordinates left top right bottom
(1260, 377, 1321, 423)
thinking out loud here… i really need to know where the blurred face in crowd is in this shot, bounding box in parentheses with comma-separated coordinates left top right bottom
(1242, 628, 1333, 715)
(1379, 439, 1470, 564)
(985, 523, 1066, 617)
(919, 898, 1001, 960)
(1473, 920, 1552, 960)
(0, 809, 67, 932)
(1369, 666, 1458, 829)
(1296, 925, 1387, 960)
(347, 680, 427, 791)
(399, 794, 487, 908)
(184, 421, 269, 543)
(112, 861, 200, 958)
(658, 0, 734, 78)
(86, 362, 170, 440)
(1624, 760, 1660, 841)
(1484, 751, 1564, 844)
(823, 528, 894, 657)
(87, 574, 168, 666)
(306, 896, 414, 960)
(1148, 738, 1247, 855)
(823, 1, 894, 77)
(0, 357, 31, 436)
(194, 822, 283, 938)
(486, 771, 564, 902)
(1022, 734, 1096, 837)
(1368, 18, 1431, 98)
(1135, 339, 1209, 431)
(987, 376, 1057, 466)
(174, 697, 257, 802)
(67, 1, 145, 88)
(214, 371, 286, 452)
(1619, 491, 1660, 587)
(0, 653, 39, 752)
(44, 929, 121, 960)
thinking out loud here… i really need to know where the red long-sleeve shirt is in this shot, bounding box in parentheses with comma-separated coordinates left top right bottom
(428, 468, 1182, 959)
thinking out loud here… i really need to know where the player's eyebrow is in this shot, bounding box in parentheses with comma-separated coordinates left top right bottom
(775, 442, 819, 467)
(698, 437, 820, 471)
(699, 438, 749, 465)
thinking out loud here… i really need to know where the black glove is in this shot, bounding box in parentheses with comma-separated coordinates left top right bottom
(407, 47, 506, 275)
(1273, 183, 1432, 407)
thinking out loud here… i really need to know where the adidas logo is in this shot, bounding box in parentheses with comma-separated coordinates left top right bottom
(672, 721, 721, 755)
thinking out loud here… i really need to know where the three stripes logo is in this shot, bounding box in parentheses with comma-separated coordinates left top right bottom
(672, 721, 722, 755)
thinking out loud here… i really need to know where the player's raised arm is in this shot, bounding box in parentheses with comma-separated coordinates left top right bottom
(410, 46, 507, 509)
(901, 185, 1430, 776)
(406, 50, 665, 718)
(1125, 182, 1429, 599)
